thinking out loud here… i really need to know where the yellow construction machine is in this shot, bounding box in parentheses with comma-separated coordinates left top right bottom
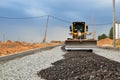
(65, 22, 97, 51)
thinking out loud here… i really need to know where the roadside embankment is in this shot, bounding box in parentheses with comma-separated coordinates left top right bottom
(0, 40, 62, 56)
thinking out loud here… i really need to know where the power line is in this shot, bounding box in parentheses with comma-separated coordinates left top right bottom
(88, 22, 112, 26)
(50, 15, 112, 25)
(49, 15, 71, 23)
(0, 15, 113, 26)
(0, 15, 47, 19)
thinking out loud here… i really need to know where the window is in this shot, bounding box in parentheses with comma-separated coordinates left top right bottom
(73, 23, 84, 32)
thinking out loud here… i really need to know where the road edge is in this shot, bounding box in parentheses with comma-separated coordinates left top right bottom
(0, 45, 61, 62)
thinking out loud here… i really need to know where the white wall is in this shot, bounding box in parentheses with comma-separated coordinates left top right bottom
(116, 23, 120, 39)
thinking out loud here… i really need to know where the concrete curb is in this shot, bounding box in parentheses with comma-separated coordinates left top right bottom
(0, 45, 60, 62)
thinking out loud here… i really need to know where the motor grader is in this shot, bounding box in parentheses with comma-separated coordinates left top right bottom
(65, 22, 97, 51)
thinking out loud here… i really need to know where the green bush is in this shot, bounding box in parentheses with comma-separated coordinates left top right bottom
(98, 34, 108, 40)
(109, 27, 113, 39)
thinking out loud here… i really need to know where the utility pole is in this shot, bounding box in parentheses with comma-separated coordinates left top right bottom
(92, 17, 96, 40)
(42, 15, 49, 43)
(3, 34, 5, 43)
(113, 0, 116, 48)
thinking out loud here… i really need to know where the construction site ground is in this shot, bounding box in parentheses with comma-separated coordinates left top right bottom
(38, 46, 120, 80)
(0, 38, 119, 57)
(0, 40, 62, 56)
(0, 38, 120, 80)
(1, 46, 120, 80)
(97, 38, 120, 48)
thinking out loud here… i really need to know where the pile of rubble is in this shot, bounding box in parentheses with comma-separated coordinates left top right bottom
(97, 38, 120, 48)
(97, 38, 113, 47)
(0, 40, 60, 56)
(37, 46, 120, 80)
(116, 39, 120, 48)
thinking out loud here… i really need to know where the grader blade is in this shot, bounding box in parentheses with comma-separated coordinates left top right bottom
(65, 39, 97, 51)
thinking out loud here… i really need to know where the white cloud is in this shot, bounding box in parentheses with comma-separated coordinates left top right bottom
(47, 26, 70, 42)
(0, 0, 119, 16)
(0, 0, 11, 7)
(26, 8, 47, 16)
(0, 0, 50, 16)
(3, 25, 69, 42)
(1, 0, 119, 8)
(0, 0, 119, 42)
(10, 26, 43, 42)
(62, 11, 86, 21)
(93, 0, 120, 8)
(0, 0, 36, 7)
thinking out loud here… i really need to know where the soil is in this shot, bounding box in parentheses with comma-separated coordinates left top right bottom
(97, 38, 113, 47)
(0, 40, 61, 56)
(116, 39, 120, 48)
(37, 46, 120, 80)
(97, 38, 120, 49)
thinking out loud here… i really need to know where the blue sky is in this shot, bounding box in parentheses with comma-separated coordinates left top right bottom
(0, 0, 120, 42)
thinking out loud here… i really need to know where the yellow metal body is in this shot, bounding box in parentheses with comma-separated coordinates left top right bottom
(70, 22, 87, 39)
(65, 22, 97, 51)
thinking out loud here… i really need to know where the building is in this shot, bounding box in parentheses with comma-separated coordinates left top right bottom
(116, 22, 120, 39)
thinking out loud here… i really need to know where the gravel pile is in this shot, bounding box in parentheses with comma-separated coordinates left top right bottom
(0, 46, 65, 80)
(38, 46, 120, 80)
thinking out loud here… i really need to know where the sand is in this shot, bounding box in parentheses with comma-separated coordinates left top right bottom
(0, 40, 61, 56)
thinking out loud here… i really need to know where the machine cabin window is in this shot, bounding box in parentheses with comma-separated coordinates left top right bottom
(69, 26, 72, 32)
(73, 23, 85, 33)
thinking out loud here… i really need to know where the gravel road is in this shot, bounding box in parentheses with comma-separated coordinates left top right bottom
(1, 46, 120, 80)
(94, 48, 120, 63)
(38, 47, 120, 80)
(0, 46, 65, 80)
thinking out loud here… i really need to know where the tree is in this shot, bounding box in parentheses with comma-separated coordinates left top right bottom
(109, 27, 113, 39)
(98, 34, 108, 40)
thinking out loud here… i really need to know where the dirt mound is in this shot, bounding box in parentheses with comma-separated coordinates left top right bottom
(97, 38, 120, 49)
(0, 41, 60, 56)
(97, 38, 113, 47)
(14, 41, 24, 45)
(0, 41, 2, 45)
(6, 40, 12, 44)
(116, 39, 120, 48)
